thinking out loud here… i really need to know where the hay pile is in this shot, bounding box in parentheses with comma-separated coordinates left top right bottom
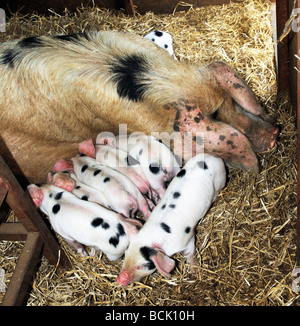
(0, 0, 298, 306)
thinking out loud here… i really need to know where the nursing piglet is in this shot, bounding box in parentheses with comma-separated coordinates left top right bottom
(97, 133, 181, 200)
(27, 183, 142, 260)
(117, 153, 226, 286)
(47, 171, 111, 209)
(79, 138, 157, 204)
(71, 155, 152, 219)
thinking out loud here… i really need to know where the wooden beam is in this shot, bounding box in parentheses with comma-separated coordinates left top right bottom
(1, 232, 43, 306)
(296, 0, 300, 266)
(0, 156, 71, 270)
(0, 222, 27, 241)
(276, 0, 290, 92)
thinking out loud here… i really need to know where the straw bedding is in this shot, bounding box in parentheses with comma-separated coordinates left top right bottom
(0, 0, 298, 306)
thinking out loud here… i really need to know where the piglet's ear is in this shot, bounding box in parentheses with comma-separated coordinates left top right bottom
(151, 244, 175, 277)
(52, 159, 74, 173)
(79, 138, 96, 158)
(47, 172, 54, 183)
(27, 184, 44, 207)
(117, 215, 143, 237)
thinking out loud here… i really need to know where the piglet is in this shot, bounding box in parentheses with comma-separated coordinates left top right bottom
(96, 133, 181, 201)
(117, 153, 226, 286)
(71, 155, 152, 219)
(27, 183, 143, 260)
(144, 30, 177, 60)
(79, 138, 157, 204)
(47, 171, 111, 209)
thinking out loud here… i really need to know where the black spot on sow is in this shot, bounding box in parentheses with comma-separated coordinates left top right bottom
(0, 49, 17, 68)
(53, 32, 90, 43)
(18, 36, 45, 48)
(110, 54, 150, 102)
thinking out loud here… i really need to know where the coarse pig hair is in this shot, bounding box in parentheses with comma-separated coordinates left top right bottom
(0, 30, 277, 183)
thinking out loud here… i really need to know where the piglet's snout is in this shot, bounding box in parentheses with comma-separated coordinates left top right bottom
(117, 269, 133, 286)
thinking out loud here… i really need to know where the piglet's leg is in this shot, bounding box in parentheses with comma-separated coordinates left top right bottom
(65, 239, 87, 257)
(182, 238, 198, 266)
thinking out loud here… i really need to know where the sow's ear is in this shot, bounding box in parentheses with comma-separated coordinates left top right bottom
(151, 243, 175, 277)
(117, 215, 143, 237)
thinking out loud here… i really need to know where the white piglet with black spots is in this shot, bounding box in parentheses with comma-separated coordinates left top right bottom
(47, 171, 111, 209)
(96, 133, 181, 202)
(144, 30, 177, 60)
(117, 153, 226, 286)
(71, 155, 153, 219)
(27, 183, 143, 260)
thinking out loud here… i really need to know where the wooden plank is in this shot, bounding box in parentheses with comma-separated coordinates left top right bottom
(0, 156, 71, 269)
(276, 0, 290, 92)
(1, 232, 43, 306)
(125, 0, 135, 15)
(0, 222, 27, 241)
(0, 182, 8, 207)
(296, 0, 300, 266)
(132, 0, 238, 14)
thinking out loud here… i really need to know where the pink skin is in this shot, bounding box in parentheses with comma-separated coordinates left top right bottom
(208, 61, 268, 117)
(117, 243, 175, 286)
(79, 138, 96, 158)
(216, 95, 279, 153)
(124, 195, 139, 218)
(96, 145, 154, 198)
(117, 268, 136, 286)
(71, 156, 142, 219)
(172, 101, 259, 171)
(138, 201, 151, 219)
(52, 159, 74, 173)
(80, 138, 154, 199)
(47, 172, 75, 192)
(207, 61, 279, 152)
(27, 184, 44, 207)
(96, 137, 161, 203)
